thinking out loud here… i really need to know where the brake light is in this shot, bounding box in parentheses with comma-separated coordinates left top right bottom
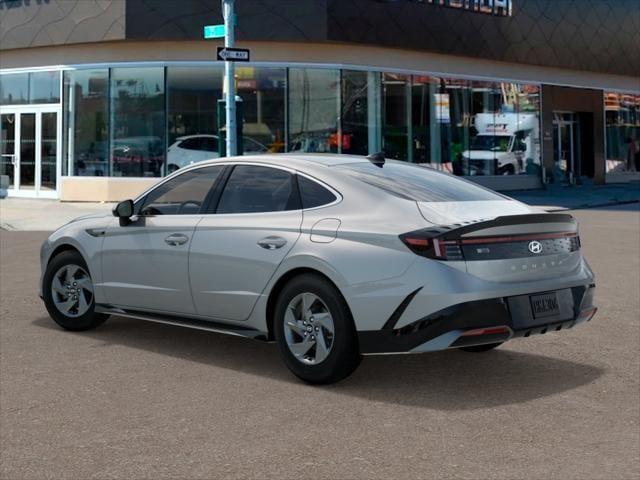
(400, 229, 579, 261)
(399, 232, 463, 260)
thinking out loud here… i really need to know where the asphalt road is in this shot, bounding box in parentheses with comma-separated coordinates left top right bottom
(1, 205, 639, 480)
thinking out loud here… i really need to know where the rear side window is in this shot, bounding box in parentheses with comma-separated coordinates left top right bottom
(217, 165, 300, 214)
(297, 175, 337, 209)
(337, 162, 507, 202)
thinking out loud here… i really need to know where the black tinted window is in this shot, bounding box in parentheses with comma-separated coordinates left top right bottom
(139, 166, 223, 215)
(217, 165, 299, 214)
(178, 138, 202, 150)
(337, 162, 506, 202)
(201, 137, 218, 152)
(298, 176, 337, 209)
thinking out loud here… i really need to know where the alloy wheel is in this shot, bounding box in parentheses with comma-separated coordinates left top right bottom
(51, 264, 94, 318)
(283, 292, 335, 365)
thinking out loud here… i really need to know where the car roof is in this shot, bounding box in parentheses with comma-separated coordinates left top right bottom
(190, 153, 369, 169)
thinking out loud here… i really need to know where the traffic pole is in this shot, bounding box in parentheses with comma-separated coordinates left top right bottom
(223, 0, 237, 157)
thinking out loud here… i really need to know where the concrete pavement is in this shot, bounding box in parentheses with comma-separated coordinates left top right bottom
(0, 205, 638, 479)
(0, 198, 114, 231)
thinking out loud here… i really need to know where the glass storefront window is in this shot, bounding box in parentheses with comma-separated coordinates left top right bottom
(167, 66, 222, 171)
(605, 92, 640, 173)
(0, 72, 60, 105)
(341, 70, 369, 155)
(29, 71, 61, 104)
(55, 63, 543, 181)
(0, 73, 29, 105)
(288, 68, 340, 153)
(236, 67, 285, 154)
(63, 69, 109, 176)
(382, 73, 410, 161)
(111, 67, 166, 177)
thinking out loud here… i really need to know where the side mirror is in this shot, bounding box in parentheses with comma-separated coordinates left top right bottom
(113, 199, 134, 225)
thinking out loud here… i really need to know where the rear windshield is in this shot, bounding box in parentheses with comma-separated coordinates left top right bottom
(336, 161, 507, 202)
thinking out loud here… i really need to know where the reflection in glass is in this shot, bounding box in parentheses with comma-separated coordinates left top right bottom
(0, 114, 16, 187)
(236, 67, 285, 154)
(41, 112, 57, 190)
(605, 93, 640, 173)
(20, 113, 36, 189)
(111, 67, 165, 177)
(341, 70, 369, 155)
(382, 73, 410, 161)
(288, 68, 340, 153)
(64, 69, 109, 176)
(0, 73, 29, 105)
(167, 67, 222, 170)
(29, 71, 61, 104)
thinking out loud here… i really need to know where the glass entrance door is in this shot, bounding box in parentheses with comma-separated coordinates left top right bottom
(0, 108, 60, 197)
(553, 112, 580, 184)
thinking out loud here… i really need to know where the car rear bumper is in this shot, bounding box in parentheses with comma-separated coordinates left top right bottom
(358, 283, 596, 354)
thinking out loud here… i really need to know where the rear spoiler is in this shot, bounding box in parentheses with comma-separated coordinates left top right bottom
(422, 213, 577, 241)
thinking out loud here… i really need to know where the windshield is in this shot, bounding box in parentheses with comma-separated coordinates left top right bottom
(336, 161, 508, 202)
(470, 135, 511, 152)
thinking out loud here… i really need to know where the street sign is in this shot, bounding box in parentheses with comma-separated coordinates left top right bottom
(203, 24, 226, 39)
(217, 47, 250, 62)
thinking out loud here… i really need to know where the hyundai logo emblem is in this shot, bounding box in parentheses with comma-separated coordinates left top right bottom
(528, 240, 543, 254)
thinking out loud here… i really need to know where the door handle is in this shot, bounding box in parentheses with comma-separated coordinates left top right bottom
(257, 236, 287, 250)
(164, 233, 189, 246)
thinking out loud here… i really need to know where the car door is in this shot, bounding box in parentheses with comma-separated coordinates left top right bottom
(100, 165, 225, 314)
(190, 164, 303, 321)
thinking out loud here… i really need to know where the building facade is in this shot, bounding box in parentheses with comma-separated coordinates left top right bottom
(1, 0, 638, 201)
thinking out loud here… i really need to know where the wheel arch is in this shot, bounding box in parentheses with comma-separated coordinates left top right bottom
(264, 267, 352, 341)
(48, 243, 83, 265)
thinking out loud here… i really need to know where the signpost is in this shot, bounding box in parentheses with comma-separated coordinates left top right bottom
(203, 1, 251, 157)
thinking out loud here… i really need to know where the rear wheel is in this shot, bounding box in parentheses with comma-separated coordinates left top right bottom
(459, 342, 503, 352)
(274, 274, 361, 384)
(43, 251, 109, 331)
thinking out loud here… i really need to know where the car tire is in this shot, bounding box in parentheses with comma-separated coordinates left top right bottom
(459, 342, 503, 353)
(43, 250, 109, 331)
(499, 164, 515, 175)
(274, 274, 362, 384)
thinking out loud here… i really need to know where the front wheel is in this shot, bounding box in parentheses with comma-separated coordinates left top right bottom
(274, 274, 362, 384)
(43, 251, 109, 331)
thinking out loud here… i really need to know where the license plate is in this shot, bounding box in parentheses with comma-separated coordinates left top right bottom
(530, 292, 560, 319)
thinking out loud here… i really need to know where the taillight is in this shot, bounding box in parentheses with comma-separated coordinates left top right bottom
(399, 231, 464, 261)
(400, 229, 579, 261)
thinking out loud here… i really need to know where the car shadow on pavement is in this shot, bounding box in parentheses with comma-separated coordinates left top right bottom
(33, 315, 604, 411)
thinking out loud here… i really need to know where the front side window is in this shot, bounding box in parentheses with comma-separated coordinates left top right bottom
(139, 166, 223, 215)
(217, 165, 299, 214)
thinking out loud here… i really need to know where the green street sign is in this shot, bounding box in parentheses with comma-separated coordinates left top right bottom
(204, 24, 226, 39)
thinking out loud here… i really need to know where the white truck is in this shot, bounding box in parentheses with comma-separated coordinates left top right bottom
(462, 113, 540, 175)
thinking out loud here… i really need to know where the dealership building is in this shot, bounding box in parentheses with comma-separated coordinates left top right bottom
(0, 0, 638, 201)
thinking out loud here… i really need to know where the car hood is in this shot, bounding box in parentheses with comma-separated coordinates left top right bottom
(417, 200, 539, 225)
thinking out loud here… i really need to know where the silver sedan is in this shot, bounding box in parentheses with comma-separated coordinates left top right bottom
(40, 154, 597, 383)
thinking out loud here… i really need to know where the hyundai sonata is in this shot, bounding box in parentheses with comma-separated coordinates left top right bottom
(40, 154, 597, 383)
